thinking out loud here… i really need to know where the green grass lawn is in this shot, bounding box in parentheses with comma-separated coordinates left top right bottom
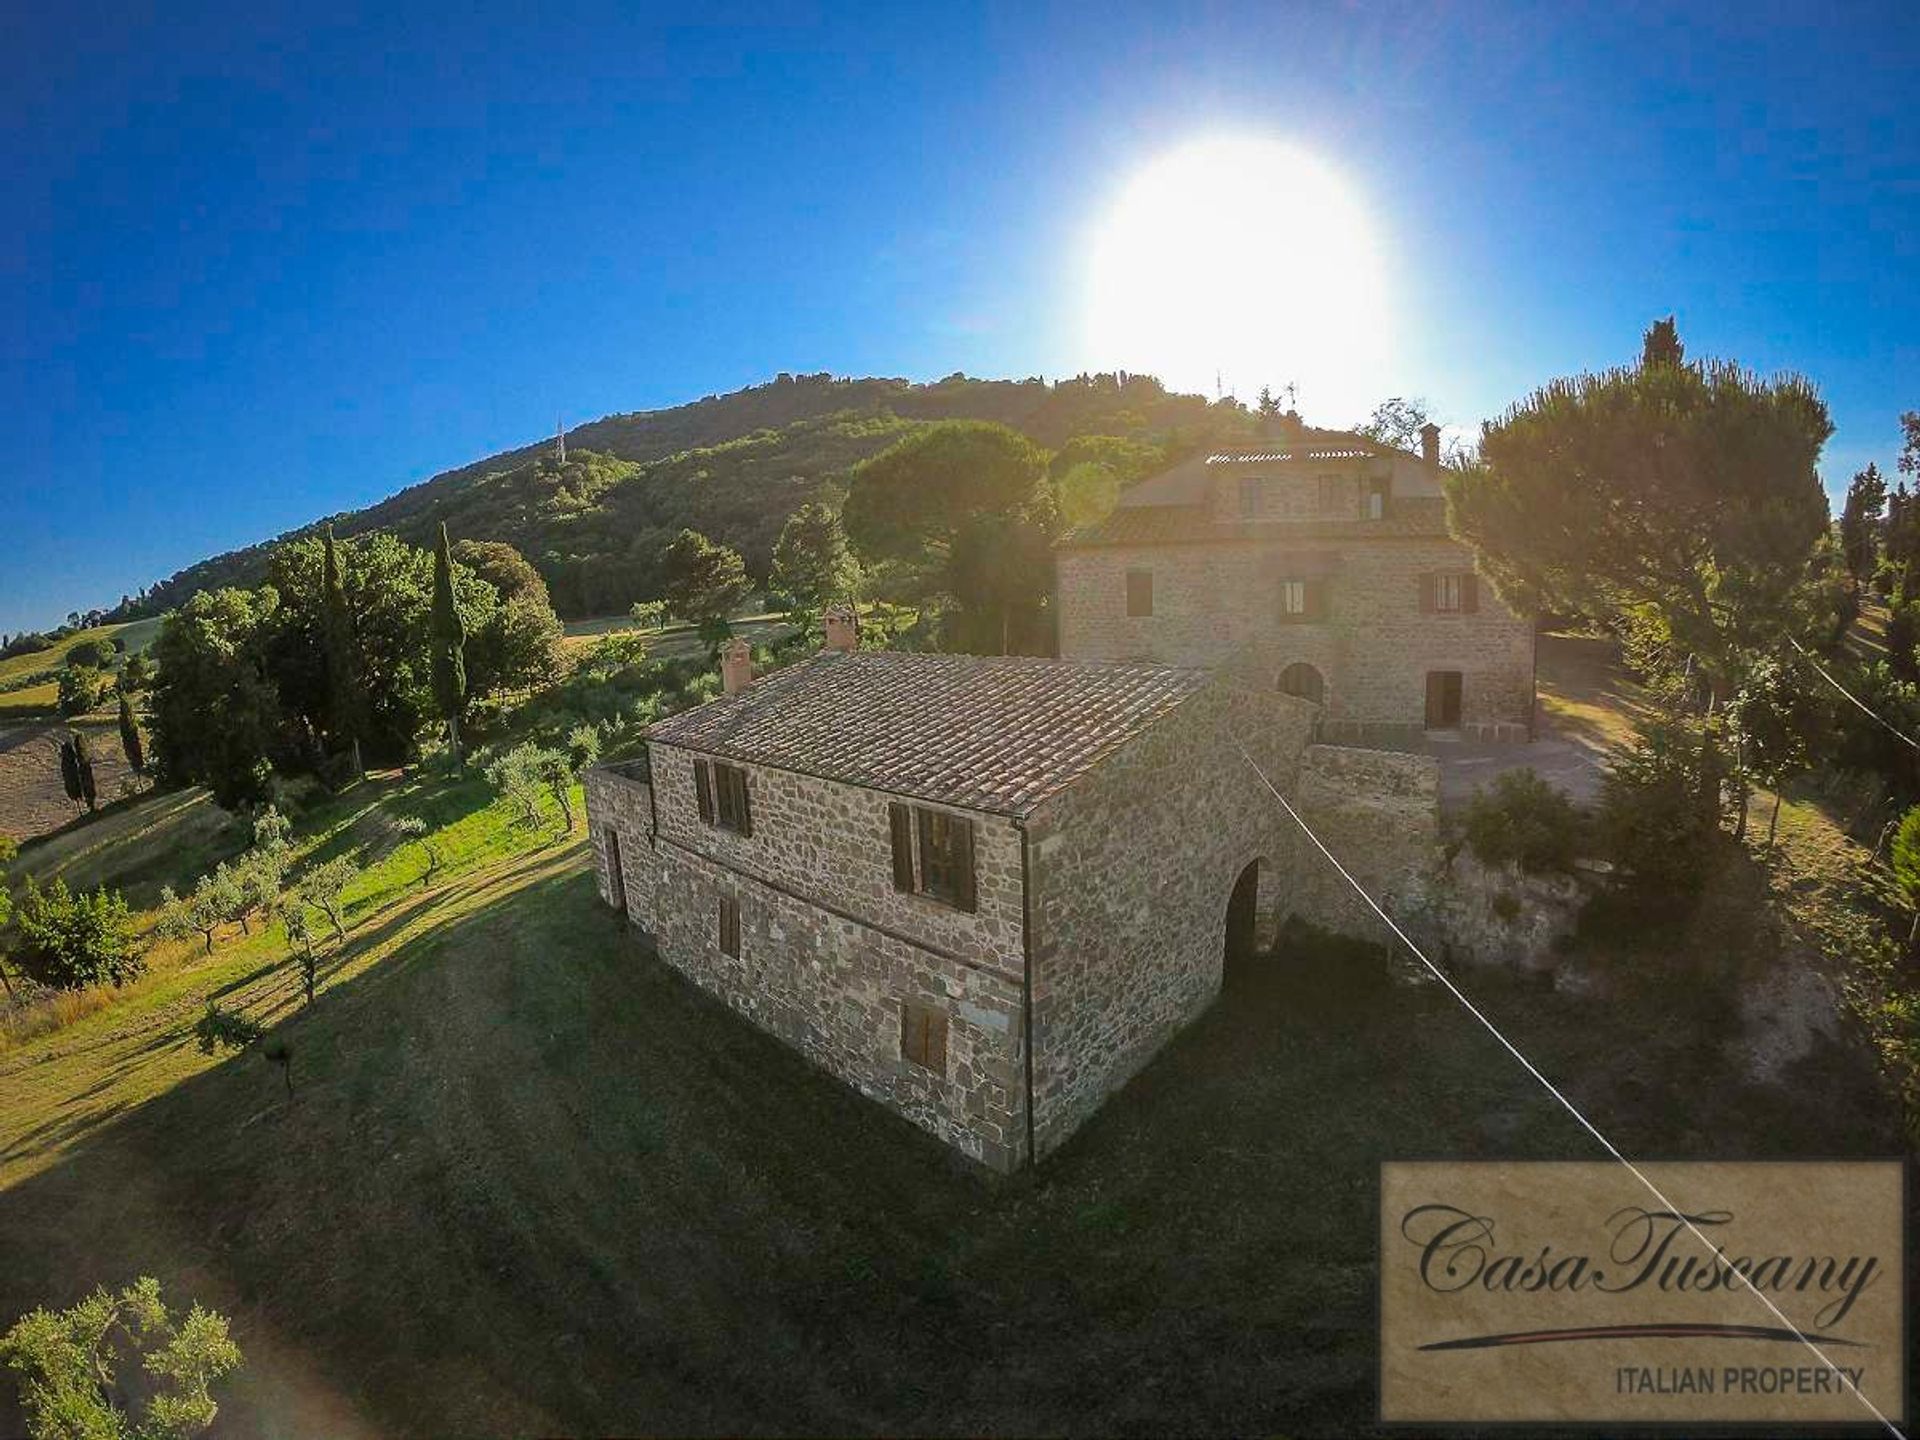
(1, 767, 1903, 1435)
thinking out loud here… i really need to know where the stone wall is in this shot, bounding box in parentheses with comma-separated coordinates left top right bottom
(587, 746, 1029, 1170)
(1056, 537, 1535, 738)
(1023, 682, 1316, 1158)
(1284, 744, 1441, 941)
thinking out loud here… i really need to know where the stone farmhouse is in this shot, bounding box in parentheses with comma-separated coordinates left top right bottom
(587, 625, 1318, 1171)
(586, 611, 1441, 1171)
(1055, 414, 1536, 742)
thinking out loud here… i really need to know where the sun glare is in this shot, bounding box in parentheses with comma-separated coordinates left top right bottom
(1084, 136, 1390, 420)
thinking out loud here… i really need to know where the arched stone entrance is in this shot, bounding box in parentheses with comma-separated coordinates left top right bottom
(1224, 858, 1262, 978)
(1278, 662, 1325, 705)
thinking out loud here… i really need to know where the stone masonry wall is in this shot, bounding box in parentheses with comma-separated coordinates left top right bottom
(1023, 682, 1316, 1159)
(586, 745, 1028, 1170)
(1056, 538, 1534, 737)
(1282, 744, 1441, 941)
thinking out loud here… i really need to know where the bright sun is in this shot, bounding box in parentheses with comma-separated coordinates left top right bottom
(1084, 135, 1390, 421)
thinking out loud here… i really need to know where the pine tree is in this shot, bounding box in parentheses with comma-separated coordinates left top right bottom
(319, 527, 367, 777)
(430, 521, 468, 764)
(118, 691, 145, 773)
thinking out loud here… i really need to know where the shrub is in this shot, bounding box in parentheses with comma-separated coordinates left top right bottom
(1599, 717, 1723, 888)
(63, 638, 112, 670)
(11, 879, 142, 990)
(1462, 768, 1582, 874)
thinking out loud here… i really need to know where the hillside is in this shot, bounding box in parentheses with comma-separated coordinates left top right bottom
(141, 371, 1251, 618)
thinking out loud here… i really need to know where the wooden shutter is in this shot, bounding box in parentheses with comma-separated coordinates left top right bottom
(1307, 579, 1328, 621)
(1461, 573, 1479, 614)
(694, 760, 714, 824)
(718, 895, 740, 957)
(888, 803, 915, 891)
(728, 766, 753, 837)
(951, 816, 977, 913)
(1418, 573, 1436, 614)
(1126, 569, 1153, 617)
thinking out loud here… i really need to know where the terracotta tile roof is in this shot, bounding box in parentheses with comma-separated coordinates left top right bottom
(1059, 495, 1452, 548)
(645, 651, 1211, 816)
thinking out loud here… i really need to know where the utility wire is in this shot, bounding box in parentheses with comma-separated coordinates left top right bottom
(1231, 734, 1906, 1439)
(1787, 633, 1920, 752)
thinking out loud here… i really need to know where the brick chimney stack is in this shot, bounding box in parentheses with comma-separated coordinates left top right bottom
(822, 605, 859, 653)
(721, 637, 753, 695)
(1420, 422, 1441, 470)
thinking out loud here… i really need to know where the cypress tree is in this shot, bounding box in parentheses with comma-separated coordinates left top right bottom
(430, 522, 468, 764)
(118, 691, 145, 773)
(319, 527, 366, 777)
(71, 729, 97, 812)
(58, 736, 81, 807)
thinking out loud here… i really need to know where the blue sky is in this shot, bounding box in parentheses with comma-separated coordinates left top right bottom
(3, 1, 1917, 634)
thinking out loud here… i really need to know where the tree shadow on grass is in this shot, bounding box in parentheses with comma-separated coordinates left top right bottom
(0, 849, 1905, 1440)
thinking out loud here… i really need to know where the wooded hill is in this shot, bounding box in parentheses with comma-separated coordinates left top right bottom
(141, 371, 1254, 619)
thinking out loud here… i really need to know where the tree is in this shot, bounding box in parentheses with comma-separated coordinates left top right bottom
(655, 529, 751, 624)
(842, 421, 1057, 651)
(58, 735, 82, 809)
(1641, 315, 1685, 368)
(299, 856, 357, 945)
(452, 538, 551, 608)
(149, 588, 284, 809)
(0, 835, 18, 1002)
(193, 1000, 293, 1095)
(1598, 716, 1725, 890)
(69, 731, 97, 812)
(277, 898, 320, 1005)
(1255, 385, 1281, 419)
(1356, 396, 1433, 452)
(1447, 328, 1831, 699)
(319, 526, 369, 776)
(0, 1276, 242, 1440)
(1891, 805, 1920, 958)
(431, 522, 469, 765)
(1726, 655, 1819, 847)
(117, 691, 145, 773)
(1839, 463, 1888, 589)
(119, 652, 153, 691)
(769, 503, 859, 623)
(157, 880, 223, 956)
(395, 815, 439, 889)
(465, 593, 563, 699)
(485, 743, 555, 828)
(11, 879, 141, 989)
(541, 748, 580, 831)
(56, 664, 106, 718)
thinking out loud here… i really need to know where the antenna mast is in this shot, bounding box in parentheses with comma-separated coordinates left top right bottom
(555, 416, 566, 463)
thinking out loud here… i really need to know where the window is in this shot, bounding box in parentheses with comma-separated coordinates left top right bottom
(901, 1002, 949, 1074)
(1420, 572, 1479, 615)
(1278, 577, 1323, 622)
(694, 759, 753, 835)
(1125, 568, 1154, 617)
(1238, 475, 1262, 519)
(1317, 474, 1343, 513)
(718, 894, 741, 957)
(888, 802, 978, 912)
(1366, 480, 1390, 520)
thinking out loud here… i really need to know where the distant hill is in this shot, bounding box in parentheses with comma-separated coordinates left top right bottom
(140, 370, 1255, 619)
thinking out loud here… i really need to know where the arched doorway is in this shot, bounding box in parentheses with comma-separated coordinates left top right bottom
(1278, 662, 1325, 705)
(1224, 859, 1261, 978)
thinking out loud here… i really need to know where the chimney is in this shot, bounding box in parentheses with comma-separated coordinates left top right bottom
(1420, 422, 1441, 470)
(721, 637, 753, 695)
(822, 605, 859, 653)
